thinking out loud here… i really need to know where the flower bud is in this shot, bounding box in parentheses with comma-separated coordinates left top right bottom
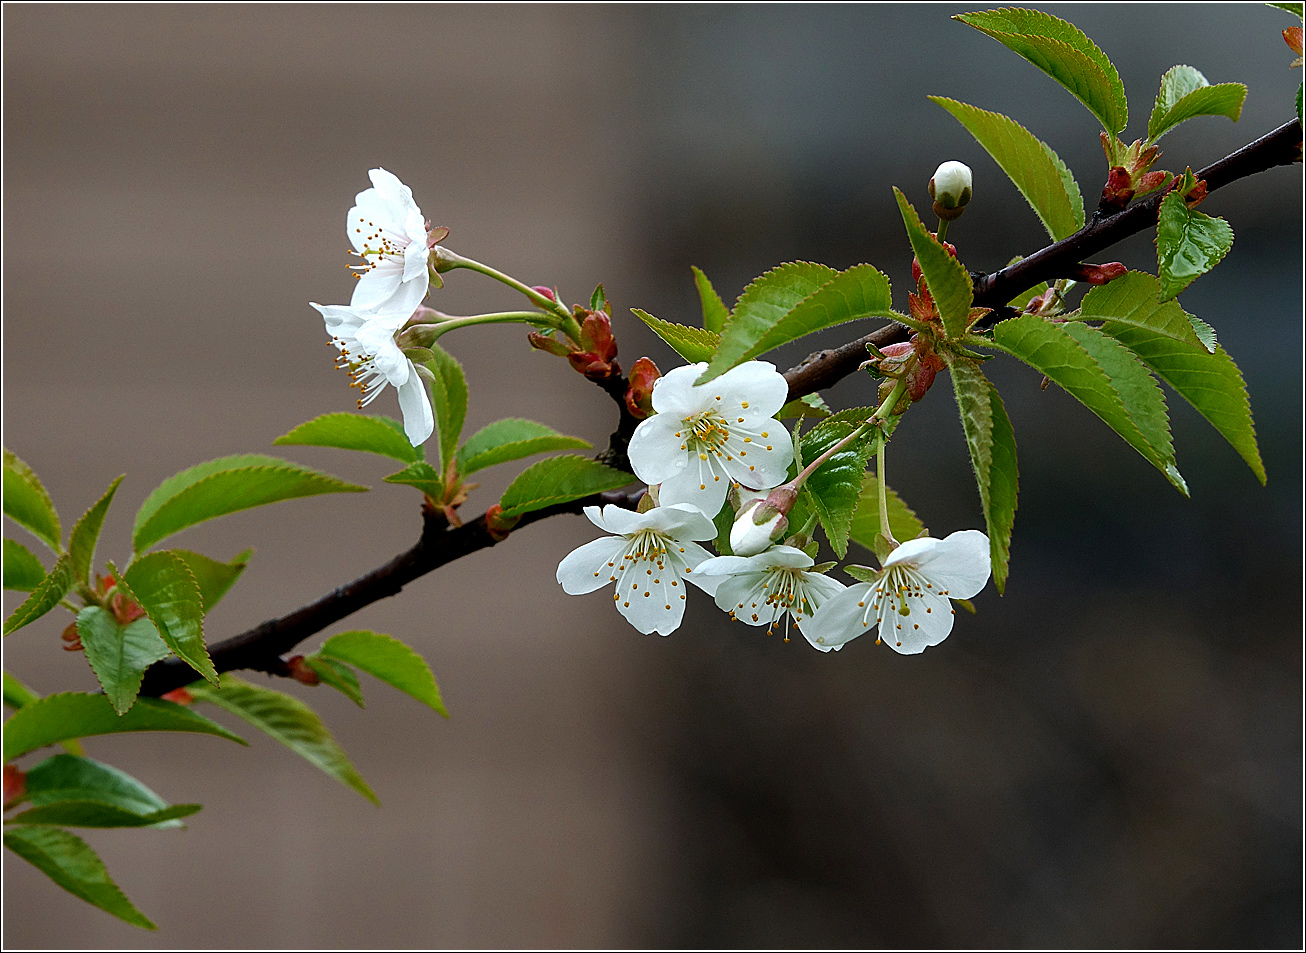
(730, 499, 789, 556)
(287, 655, 320, 686)
(624, 357, 660, 418)
(928, 161, 973, 219)
(161, 687, 195, 705)
(1070, 262, 1128, 286)
(4, 765, 26, 807)
(530, 285, 558, 303)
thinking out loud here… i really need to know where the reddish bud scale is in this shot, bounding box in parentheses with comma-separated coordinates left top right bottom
(161, 687, 195, 705)
(287, 656, 320, 686)
(1285, 26, 1303, 57)
(4, 765, 26, 806)
(624, 357, 660, 418)
(530, 285, 557, 302)
(485, 504, 520, 542)
(1071, 262, 1128, 286)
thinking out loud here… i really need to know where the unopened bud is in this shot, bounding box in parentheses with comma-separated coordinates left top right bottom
(625, 357, 660, 418)
(485, 503, 520, 542)
(530, 285, 557, 302)
(287, 655, 320, 686)
(928, 161, 973, 218)
(1070, 262, 1127, 286)
(729, 489, 795, 556)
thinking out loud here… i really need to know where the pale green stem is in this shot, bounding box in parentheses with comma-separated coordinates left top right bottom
(436, 249, 582, 340)
(877, 438, 893, 544)
(935, 218, 949, 244)
(426, 311, 565, 342)
(786, 370, 911, 493)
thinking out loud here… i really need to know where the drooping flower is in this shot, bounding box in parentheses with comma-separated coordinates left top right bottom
(312, 302, 434, 446)
(625, 361, 794, 517)
(695, 545, 846, 640)
(806, 530, 990, 655)
(556, 503, 722, 636)
(347, 168, 431, 315)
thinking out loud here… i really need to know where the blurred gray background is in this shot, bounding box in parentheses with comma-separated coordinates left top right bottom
(3, 3, 1300, 948)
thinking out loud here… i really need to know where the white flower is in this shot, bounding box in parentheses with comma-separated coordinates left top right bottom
(929, 160, 973, 210)
(312, 302, 434, 446)
(556, 503, 723, 636)
(625, 361, 794, 517)
(728, 493, 789, 557)
(807, 530, 990, 655)
(348, 168, 431, 315)
(695, 545, 846, 640)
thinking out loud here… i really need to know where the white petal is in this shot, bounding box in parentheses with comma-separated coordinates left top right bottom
(713, 572, 775, 626)
(879, 575, 954, 655)
(350, 259, 406, 311)
(805, 583, 878, 651)
(883, 535, 942, 567)
(656, 465, 729, 519)
(750, 545, 815, 570)
(402, 228, 430, 282)
(368, 168, 419, 215)
(557, 536, 628, 594)
(719, 420, 794, 490)
(312, 302, 367, 338)
(648, 363, 710, 417)
(907, 529, 991, 599)
(641, 503, 718, 540)
(694, 555, 759, 577)
(677, 542, 722, 595)
(588, 505, 653, 537)
(395, 368, 434, 446)
(626, 413, 690, 485)
(713, 360, 789, 418)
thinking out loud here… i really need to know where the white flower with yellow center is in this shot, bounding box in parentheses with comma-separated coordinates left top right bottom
(312, 302, 434, 447)
(625, 361, 794, 517)
(556, 503, 722, 636)
(695, 545, 846, 640)
(348, 168, 431, 315)
(807, 530, 990, 654)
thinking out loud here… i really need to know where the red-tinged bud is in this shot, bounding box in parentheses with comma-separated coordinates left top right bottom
(1070, 262, 1128, 286)
(1134, 170, 1170, 198)
(905, 361, 937, 402)
(875, 341, 915, 379)
(1285, 26, 1304, 57)
(287, 655, 320, 686)
(530, 285, 557, 302)
(161, 687, 195, 705)
(624, 357, 660, 418)
(4, 765, 26, 806)
(577, 310, 618, 363)
(485, 504, 520, 542)
(1181, 178, 1208, 208)
(61, 621, 83, 652)
(527, 330, 571, 357)
(1101, 166, 1134, 209)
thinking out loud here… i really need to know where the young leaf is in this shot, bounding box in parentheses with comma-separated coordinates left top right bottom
(955, 8, 1128, 134)
(456, 419, 591, 476)
(122, 551, 215, 685)
(4, 539, 46, 592)
(498, 455, 634, 519)
(424, 344, 468, 475)
(4, 826, 156, 929)
(590, 283, 609, 313)
(3, 693, 245, 762)
(9, 801, 201, 829)
(894, 188, 974, 338)
(1074, 271, 1213, 351)
(948, 358, 1019, 593)
(3, 554, 75, 637)
(3, 670, 41, 710)
(1100, 324, 1265, 484)
(382, 460, 444, 498)
(67, 475, 124, 586)
(691, 265, 730, 333)
(76, 608, 171, 715)
(317, 630, 448, 716)
(799, 409, 880, 558)
(132, 454, 367, 553)
(1156, 191, 1234, 301)
(273, 413, 421, 464)
(3, 449, 61, 552)
(302, 656, 366, 708)
(929, 97, 1084, 240)
(632, 309, 720, 363)
(172, 548, 252, 613)
(189, 676, 379, 805)
(848, 472, 928, 553)
(25, 753, 193, 827)
(696, 261, 839, 384)
(1147, 66, 1246, 143)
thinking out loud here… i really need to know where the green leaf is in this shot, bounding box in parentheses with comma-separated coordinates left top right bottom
(4, 826, 156, 929)
(1074, 271, 1214, 351)
(4, 539, 46, 592)
(930, 97, 1084, 240)
(25, 753, 193, 828)
(711, 499, 735, 556)
(3, 554, 74, 637)
(498, 455, 634, 519)
(778, 393, 832, 420)
(955, 8, 1128, 134)
(456, 419, 591, 476)
(691, 266, 730, 333)
(3, 671, 41, 710)
(424, 344, 468, 474)
(302, 656, 366, 708)
(273, 413, 421, 464)
(1147, 66, 1246, 143)
(697, 261, 840, 383)
(990, 315, 1186, 493)
(3, 449, 61, 552)
(8, 801, 201, 829)
(632, 308, 720, 363)
(1100, 324, 1264, 484)
(382, 460, 444, 498)
(848, 472, 928, 553)
(132, 454, 366, 553)
(1266, 2, 1304, 18)
(799, 409, 880, 558)
(590, 283, 608, 313)
(318, 630, 448, 716)
(67, 476, 124, 588)
(4, 693, 245, 762)
(172, 548, 251, 613)
(189, 675, 378, 805)
(1156, 190, 1234, 301)
(893, 188, 974, 338)
(948, 359, 1019, 593)
(76, 608, 171, 715)
(122, 551, 215, 685)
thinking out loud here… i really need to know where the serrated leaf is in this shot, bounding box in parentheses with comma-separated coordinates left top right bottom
(1100, 324, 1264, 484)
(3, 449, 61, 552)
(778, 393, 832, 420)
(132, 454, 367, 553)
(498, 455, 634, 519)
(848, 472, 928, 553)
(189, 675, 378, 805)
(302, 656, 366, 708)
(632, 309, 720, 363)
(67, 476, 123, 586)
(3, 554, 74, 637)
(4, 826, 156, 929)
(948, 359, 1018, 592)
(3, 692, 245, 762)
(697, 261, 840, 383)
(1074, 271, 1214, 351)
(122, 551, 215, 685)
(318, 630, 447, 716)
(9, 801, 201, 829)
(692, 266, 730, 333)
(1266, 2, 1304, 18)
(930, 97, 1084, 240)
(273, 413, 421, 464)
(1156, 191, 1234, 301)
(456, 419, 591, 476)
(990, 315, 1186, 493)
(956, 8, 1128, 134)
(382, 460, 444, 498)
(4, 539, 46, 592)
(25, 753, 191, 828)
(424, 344, 468, 474)
(894, 189, 974, 338)
(172, 548, 251, 613)
(76, 608, 171, 715)
(1147, 66, 1246, 142)
(799, 409, 880, 558)
(590, 283, 608, 313)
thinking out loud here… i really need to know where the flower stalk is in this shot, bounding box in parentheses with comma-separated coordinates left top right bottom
(433, 247, 583, 340)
